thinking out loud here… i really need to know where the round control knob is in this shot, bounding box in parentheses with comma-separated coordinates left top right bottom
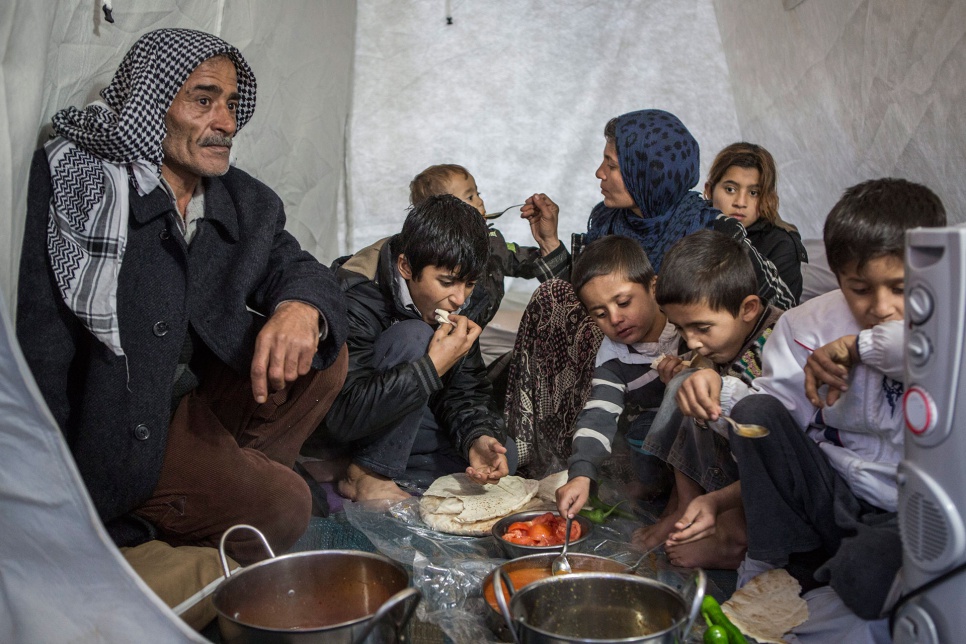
(907, 285, 933, 325)
(907, 331, 932, 367)
(904, 386, 937, 435)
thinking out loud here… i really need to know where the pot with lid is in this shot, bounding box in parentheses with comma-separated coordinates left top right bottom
(212, 525, 421, 643)
(494, 568, 706, 644)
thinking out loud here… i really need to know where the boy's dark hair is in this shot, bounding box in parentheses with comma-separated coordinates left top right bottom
(656, 230, 758, 317)
(824, 178, 946, 275)
(395, 194, 489, 281)
(410, 164, 470, 206)
(572, 235, 655, 296)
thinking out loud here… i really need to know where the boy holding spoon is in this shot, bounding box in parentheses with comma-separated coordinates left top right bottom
(631, 229, 785, 569)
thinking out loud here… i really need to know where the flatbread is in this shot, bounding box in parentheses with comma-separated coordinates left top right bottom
(721, 569, 809, 643)
(651, 353, 718, 371)
(419, 474, 540, 536)
(434, 308, 454, 326)
(652, 353, 693, 369)
(535, 470, 568, 505)
(419, 494, 547, 536)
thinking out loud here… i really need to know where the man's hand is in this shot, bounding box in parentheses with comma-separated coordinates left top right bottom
(466, 435, 509, 484)
(675, 369, 723, 421)
(556, 476, 591, 519)
(804, 335, 857, 408)
(520, 193, 561, 255)
(427, 314, 481, 376)
(251, 301, 320, 403)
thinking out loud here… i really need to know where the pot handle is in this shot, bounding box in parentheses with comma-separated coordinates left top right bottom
(350, 586, 421, 644)
(681, 568, 708, 643)
(493, 568, 521, 644)
(218, 524, 276, 579)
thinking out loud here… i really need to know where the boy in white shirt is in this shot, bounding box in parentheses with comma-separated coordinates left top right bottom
(718, 178, 946, 619)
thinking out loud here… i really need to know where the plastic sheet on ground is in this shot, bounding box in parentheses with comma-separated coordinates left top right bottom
(344, 497, 716, 643)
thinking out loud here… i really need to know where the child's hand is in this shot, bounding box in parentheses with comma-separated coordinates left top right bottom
(804, 335, 858, 408)
(466, 435, 509, 484)
(521, 193, 561, 254)
(427, 314, 481, 377)
(666, 494, 719, 546)
(655, 354, 686, 384)
(675, 370, 723, 421)
(556, 476, 591, 518)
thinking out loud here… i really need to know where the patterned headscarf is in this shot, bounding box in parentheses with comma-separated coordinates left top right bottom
(584, 109, 719, 272)
(45, 29, 257, 356)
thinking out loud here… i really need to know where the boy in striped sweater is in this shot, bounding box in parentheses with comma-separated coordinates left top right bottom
(555, 235, 685, 522)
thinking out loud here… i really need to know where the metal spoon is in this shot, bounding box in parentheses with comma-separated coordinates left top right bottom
(621, 518, 694, 574)
(622, 542, 663, 574)
(483, 203, 525, 220)
(551, 516, 574, 575)
(721, 414, 770, 438)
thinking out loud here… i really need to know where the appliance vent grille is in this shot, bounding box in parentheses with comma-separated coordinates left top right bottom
(903, 491, 949, 563)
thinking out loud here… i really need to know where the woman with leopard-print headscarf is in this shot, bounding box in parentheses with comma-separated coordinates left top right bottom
(504, 109, 795, 481)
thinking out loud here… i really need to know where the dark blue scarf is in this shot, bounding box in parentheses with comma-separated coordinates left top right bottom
(585, 109, 720, 272)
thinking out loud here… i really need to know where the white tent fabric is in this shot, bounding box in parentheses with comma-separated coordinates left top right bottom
(347, 0, 965, 252)
(1, 0, 964, 638)
(0, 289, 203, 642)
(713, 0, 966, 240)
(348, 0, 741, 254)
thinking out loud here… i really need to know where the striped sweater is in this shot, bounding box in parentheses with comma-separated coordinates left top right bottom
(568, 322, 682, 482)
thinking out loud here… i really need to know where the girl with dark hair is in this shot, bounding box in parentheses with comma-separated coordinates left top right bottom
(704, 142, 808, 302)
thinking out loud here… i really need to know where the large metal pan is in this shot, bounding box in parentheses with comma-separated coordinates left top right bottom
(212, 524, 420, 643)
(495, 569, 705, 644)
(481, 552, 627, 637)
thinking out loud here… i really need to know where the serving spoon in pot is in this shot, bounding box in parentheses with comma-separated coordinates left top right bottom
(483, 203, 525, 220)
(551, 516, 574, 575)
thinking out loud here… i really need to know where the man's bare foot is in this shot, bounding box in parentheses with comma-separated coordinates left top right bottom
(632, 511, 683, 550)
(337, 463, 411, 502)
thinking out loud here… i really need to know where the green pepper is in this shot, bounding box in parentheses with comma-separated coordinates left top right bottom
(579, 507, 607, 524)
(702, 599, 730, 644)
(580, 499, 627, 524)
(700, 595, 748, 644)
(583, 496, 636, 522)
(703, 624, 729, 644)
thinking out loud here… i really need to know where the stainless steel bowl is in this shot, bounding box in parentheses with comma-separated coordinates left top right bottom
(491, 510, 593, 559)
(481, 552, 627, 636)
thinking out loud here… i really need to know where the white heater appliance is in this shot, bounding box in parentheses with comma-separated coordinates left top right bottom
(893, 225, 966, 643)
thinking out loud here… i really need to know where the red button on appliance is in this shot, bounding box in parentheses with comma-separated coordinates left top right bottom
(904, 386, 937, 435)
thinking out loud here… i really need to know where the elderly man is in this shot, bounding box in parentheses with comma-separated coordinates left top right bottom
(16, 29, 347, 563)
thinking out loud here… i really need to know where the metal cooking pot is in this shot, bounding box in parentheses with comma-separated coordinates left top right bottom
(212, 525, 421, 643)
(495, 569, 706, 644)
(481, 553, 628, 637)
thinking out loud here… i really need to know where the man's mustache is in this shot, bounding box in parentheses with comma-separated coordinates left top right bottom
(200, 135, 233, 148)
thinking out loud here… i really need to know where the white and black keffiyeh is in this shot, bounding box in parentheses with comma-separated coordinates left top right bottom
(45, 28, 257, 356)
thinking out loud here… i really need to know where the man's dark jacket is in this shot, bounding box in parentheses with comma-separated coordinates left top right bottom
(17, 149, 347, 527)
(320, 237, 505, 460)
